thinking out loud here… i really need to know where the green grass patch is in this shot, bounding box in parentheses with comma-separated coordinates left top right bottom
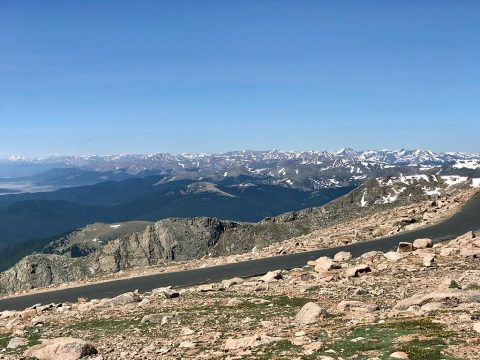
(464, 284, 480, 290)
(320, 318, 459, 360)
(254, 340, 303, 359)
(0, 328, 43, 356)
(68, 317, 150, 334)
(266, 295, 313, 308)
(0, 334, 12, 348)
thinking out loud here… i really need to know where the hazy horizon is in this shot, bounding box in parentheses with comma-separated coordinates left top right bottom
(1, 147, 479, 161)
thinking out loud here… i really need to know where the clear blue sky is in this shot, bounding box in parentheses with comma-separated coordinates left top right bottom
(0, 1, 479, 156)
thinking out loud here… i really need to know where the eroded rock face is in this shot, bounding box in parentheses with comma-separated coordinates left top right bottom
(0, 254, 92, 293)
(23, 337, 97, 360)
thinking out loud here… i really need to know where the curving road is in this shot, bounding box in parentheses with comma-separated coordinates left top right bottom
(1, 193, 479, 311)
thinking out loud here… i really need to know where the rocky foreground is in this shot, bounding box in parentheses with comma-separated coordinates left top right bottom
(1, 230, 479, 359)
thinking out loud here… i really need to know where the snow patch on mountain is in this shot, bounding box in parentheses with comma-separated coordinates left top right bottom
(453, 159, 480, 169)
(441, 175, 469, 187)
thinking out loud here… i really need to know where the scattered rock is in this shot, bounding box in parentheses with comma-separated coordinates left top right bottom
(440, 247, 459, 257)
(390, 351, 409, 359)
(460, 248, 480, 258)
(394, 289, 480, 310)
(423, 254, 436, 267)
(260, 270, 283, 283)
(345, 264, 371, 278)
(333, 251, 352, 262)
(179, 340, 195, 348)
(152, 287, 180, 299)
(413, 238, 433, 249)
(197, 284, 214, 292)
(384, 251, 402, 262)
(473, 322, 480, 334)
(224, 334, 282, 350)
(222, 277, 244, 288)
(294, 302, 329, 325)
(161, 313, 180, 325)
(97, 292, 140, 307)
(397, 242, 414, 253)
(314, 257, 341, 271)
(337, 300, 379, 312)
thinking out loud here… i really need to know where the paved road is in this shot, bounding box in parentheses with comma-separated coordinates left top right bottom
(1, 193, 479, 311)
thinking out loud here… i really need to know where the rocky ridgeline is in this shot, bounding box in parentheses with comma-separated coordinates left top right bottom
(0, 230, 479, 359)
(0, 178, 477, 294)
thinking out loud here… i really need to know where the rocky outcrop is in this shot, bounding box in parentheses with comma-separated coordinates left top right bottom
(0, 254, 92, 293)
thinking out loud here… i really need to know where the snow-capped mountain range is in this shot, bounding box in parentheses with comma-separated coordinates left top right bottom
(0, 148, 479, 191)
(2, 148, 479, 167)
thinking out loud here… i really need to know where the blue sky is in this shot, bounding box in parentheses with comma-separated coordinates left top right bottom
(0, 1, 479, 156)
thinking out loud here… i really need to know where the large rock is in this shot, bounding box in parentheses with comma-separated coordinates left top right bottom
(397, 242, 414, 253)
(314, 257, 341, 271)
(459, 248, 480, 258)
(294, 302, 329, 325)
(333, 251, 352, 262)
(97, 291, 140, 307)
(23, 337, 97, 360)
(390, 351, 409, 359)
(152, 287, 179, 299)
(422, 254, 436, 267)
(345, 264, 371, 278)
(473, 322, 480, 334)
(260, 270, 283, 283)
(394, 289, 480, 310)
(384, 251, 402, 262)
(222, 277, 244, 288)
(413, 238, 433, 249)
